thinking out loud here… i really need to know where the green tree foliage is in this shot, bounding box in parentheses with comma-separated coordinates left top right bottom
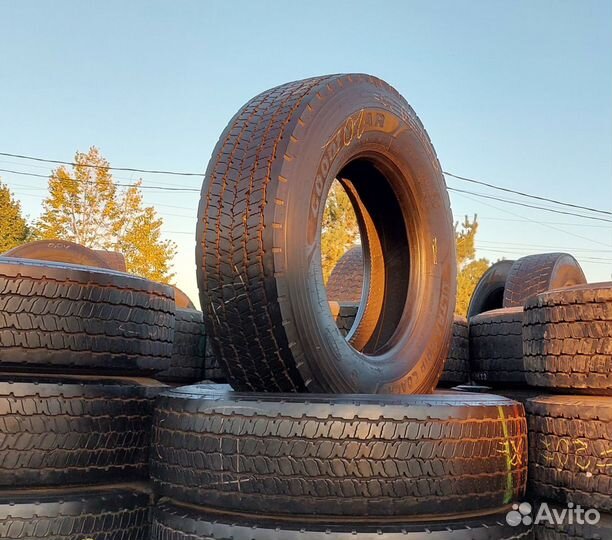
(321, 181, 360, 283)
(0, 180, 31, 253)
(455, 215, 490, 316)
(36, 147, 176, 282)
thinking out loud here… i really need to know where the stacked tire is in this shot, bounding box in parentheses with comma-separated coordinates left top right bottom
(522, 283, 612, 538)
(150, 74, 530, 539)
(467, 253, 587, 395)
(0, 255, 175, 538)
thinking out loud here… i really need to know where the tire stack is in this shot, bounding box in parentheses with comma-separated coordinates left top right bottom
(522, 283, 612, 538)
(467, 252, 587, 399)
(150, 74, 530, 539)
(0, 255, 173, 539)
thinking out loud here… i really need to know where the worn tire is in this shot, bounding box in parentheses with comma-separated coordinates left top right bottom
(93, 249, 128, 272)
(0, 375, 165, 486)
(526, 395, 612, 511)
(152, 500, 534, 539)
(468, 260, 514, 319)
(523, 283, 612, 392)
(535, 506, 611, 539)
(173, 286, 196, 310)
(151, 385, 527, 518)
(503, 253, 586, 308)
(0, 484, 150, 539)
(157, 309, 206, 383)
(439, 315, 470, 385)
(196, 74, 456, 393)
(2, 239, 113, 269)
(0, 257, 174, 374)
(326, 246, 364, 303)
(470, 308, 526, 386)
(203, 341, 226, 382)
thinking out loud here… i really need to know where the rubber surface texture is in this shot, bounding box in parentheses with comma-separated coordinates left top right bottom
(0, 257, 174, 374)
(157, 309, 206, 383)
(0, 375, 165, 487)
(470, 308, 526, 386)
(526, 395, 612, 511)
(152, 500, 534, 539)
(326, 246, 364, 303)
(439, 315, 470, 385)
(0, 484, 151, 539)
(196, 74, 455, 394)
(503, 253, 586, 309)
(151, 384, 527, 518)
(523, 282, 612, 392)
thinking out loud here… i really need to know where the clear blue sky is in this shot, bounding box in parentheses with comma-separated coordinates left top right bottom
(1, 1, 610, 304)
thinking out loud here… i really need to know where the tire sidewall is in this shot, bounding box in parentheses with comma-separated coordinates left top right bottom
(273, 78, 455, 393)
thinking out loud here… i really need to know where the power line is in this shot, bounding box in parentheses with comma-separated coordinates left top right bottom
(0, 168, 200, 192)
(444, 171, 612, 216)
(452, 215, 612, 229)
(0, 152, 204, 177)
(2, 149, 610, 218)
(448, 187, 612, 224)
(452, 190, 612, 249)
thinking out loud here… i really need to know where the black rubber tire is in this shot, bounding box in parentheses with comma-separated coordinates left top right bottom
(0, 484, 151, 539)
(196, 74, 456, 394)
(152, 500, 534, 540)
(470, 307, 527, 386)
(503, 253, 586, 309)
(203, 340, 226, 382)
(326, 246, 364, 303)
(151, 385, 527, 518)
(535, 506, 612, 539)
(2, 239, 113, 269)
(467, 260, 514, 319)
(523, 282, 612, 393)
(0, 374, 165, 487)
(526, 395, 612, 512)
(157, 309, 206, 383)
(0, 257, 174, 374)
(439, 315, 470, 386)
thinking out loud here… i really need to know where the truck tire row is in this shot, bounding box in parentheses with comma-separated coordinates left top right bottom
(0, 241, 217, 538)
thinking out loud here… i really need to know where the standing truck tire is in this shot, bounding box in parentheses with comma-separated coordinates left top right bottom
(151, 385, 527, 519)
(503, 253, 586, 308)
(468, 260, 514, 319)
(196, 74, 456, 393)
(0, 257, 174, 374)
